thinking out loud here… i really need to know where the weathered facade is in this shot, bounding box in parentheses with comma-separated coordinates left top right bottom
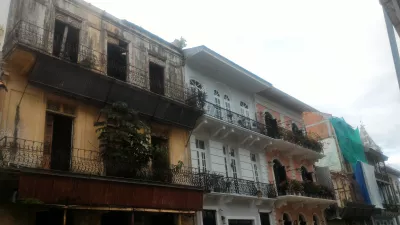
(0, 0, 205, 224)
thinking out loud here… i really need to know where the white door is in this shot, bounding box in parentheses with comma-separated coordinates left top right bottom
(191, 139, 207, 173)
(214, 90, 222, 119)
(250, 153, 260, 183)
(224, 95, 232, 122)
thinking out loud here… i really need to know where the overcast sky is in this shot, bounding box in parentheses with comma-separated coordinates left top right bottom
(88, 0, 400, 169)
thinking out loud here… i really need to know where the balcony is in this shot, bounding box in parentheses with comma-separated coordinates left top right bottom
(2, 21, 204, 129)
(275, 179, 336, 208)
(0, 136, 203, 188)
(196, 102, 323, 160)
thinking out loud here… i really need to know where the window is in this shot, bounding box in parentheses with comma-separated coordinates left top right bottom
(107, 38, 128, 81)
(312, 215, 319, 225)
(251, 153, 259, 183)
(190, 79, 203, 92)
(192, 139, 207, 172)
(223, 146, 229, 177)
(224, 95, 232, 122)
(214, 90, 222, 119)
(149, 62, 164, 94)
(53, 20, 80, 63)
(240, 101, 250, 117)
(230, 148, 238, 178)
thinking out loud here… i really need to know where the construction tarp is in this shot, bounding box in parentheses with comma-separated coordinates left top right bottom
(355, 161, 383, 208)
(329, 117, 367, 168)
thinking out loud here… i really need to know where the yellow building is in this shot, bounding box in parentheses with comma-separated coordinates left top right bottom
(0, 0, 204, 224)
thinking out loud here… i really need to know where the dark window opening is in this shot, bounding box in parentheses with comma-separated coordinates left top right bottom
(203, 210, 217, 225)
(229, 220, 253, 225)
(260, 213, 271, 225)
(102, 211, 132, 225)
(134, 211, 176, 225)
(273, 159, 287, 195)
(301, 166, 313, 182)
(35, 209, 72, 225)
(283, 213, 292, 225)
(107, 41, 128, 81)
(45, 112, 73, 171)
(149, 62, 165, 95)
(299, 214, 306, 225)
(53, 20, 80, 63)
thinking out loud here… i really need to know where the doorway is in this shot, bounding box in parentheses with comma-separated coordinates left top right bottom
(149, 62, 165, 95)
(229, 219, 253, 225)
(203, 210, 217, 225)
(273, 159, 287, 195)
(134, 211, 176, 225)
(44, 113, 73, 171)
(260, 213, 271, 225)
(101, 211, 132, 225)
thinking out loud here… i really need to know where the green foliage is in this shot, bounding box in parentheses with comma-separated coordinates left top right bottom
(172, 37, 187, 49)
(95, 101, 152, 176)
(18, 198, 43, 204)
(151, 145, 172, 182)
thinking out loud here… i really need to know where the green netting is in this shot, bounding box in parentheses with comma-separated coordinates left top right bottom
(329, 117, 366, 167)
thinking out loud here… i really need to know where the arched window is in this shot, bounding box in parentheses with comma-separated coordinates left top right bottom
(273, 159, 287, 195)
(213, 90, 222, 119)
(313, 215, 319, 225)
(189, 79, 203, 92)
(299, 214, 306, 225)
(283, 213, 292, 225)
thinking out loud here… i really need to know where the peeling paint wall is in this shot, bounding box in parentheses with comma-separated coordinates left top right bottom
(6, 0, 184, 86)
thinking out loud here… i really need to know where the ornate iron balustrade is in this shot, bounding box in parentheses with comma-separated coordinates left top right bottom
(205, 101, 268, 134)
(0, 137, 203, 188)
(192, 169, 277, 198)
(383, 203, 400, 213)
(204, 102, 323, 153)
(2, 21, 204, 110)
(277, 179, 335, 200)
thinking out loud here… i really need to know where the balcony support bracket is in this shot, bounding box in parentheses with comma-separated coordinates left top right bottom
(213, 126, 226, 137)
(241, 135, 253, 145)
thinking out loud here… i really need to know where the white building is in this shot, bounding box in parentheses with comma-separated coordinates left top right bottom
(184, 46, 334, 225)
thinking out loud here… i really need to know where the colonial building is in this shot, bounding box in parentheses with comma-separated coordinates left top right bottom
(184, 46, 335, 225)
(0, 0, 205, 224)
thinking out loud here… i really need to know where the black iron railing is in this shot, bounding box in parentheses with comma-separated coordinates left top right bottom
(277, 179, 335, 200)
(198, 172, 277, 198)
(0, 137, 204, 188)
(204, 101, 323, 153)
(205, 101, 268, 133)
(2, 21, 205, 110)
(383, 203, 400, 212)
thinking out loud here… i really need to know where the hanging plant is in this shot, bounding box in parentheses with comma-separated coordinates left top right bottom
(95, 101, 152, 178)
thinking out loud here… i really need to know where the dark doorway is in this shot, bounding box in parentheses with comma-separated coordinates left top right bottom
(203, 210, 217, 225)
(107, 41, 128, 81)
(102, 211, 132, 225)
(260, 213, 271, 225)
(53, 20, 80, 63)
(46, 113, 73, 171)
(149, 62, 165, 95)
(273, 159, 287, 195)
(229, 220, 253, 225)
(35, 209, 65, 225)
(134, 211, 175, 225)
(283, 213, 292, 225)
(301, 166, 313, 182)
(299, 214, 306, 225)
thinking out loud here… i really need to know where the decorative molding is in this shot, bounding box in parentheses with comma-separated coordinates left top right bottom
(149, 54, 166, 67)
(55, 10, 82, 29)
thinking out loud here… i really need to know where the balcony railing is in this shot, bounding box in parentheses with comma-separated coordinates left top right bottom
(2, 20, 204, 110)
(204, 101, 323, 153)
(277, 179, 335, 200)
(196, 171, 277, 198)
(0, 137, 204, 188)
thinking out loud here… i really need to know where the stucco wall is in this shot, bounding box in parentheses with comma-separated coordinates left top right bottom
(185, 65, 257, 120)
(0, 0, 11, 48)
(274, 205, 325, 225)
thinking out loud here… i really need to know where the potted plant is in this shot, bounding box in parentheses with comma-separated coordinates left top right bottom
(288, 179, 304, 195)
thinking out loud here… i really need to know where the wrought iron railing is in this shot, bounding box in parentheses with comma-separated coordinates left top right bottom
(196, 171, 277, 198)
(383, 203, 400, 212)
(2, 20, 205, 110)
(277, 179, 335, 200)
(0, 137, 204, 188)
(204, 101, 323, 153)
(205, 101, 268, 133)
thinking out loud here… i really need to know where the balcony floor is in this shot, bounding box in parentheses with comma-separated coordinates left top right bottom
(275, 194, 336, 209)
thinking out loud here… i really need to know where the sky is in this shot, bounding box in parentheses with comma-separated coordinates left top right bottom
(84, 0, 400, 169)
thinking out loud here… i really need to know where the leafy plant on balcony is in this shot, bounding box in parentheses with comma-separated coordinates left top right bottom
(95, 101, 152, 178)
(186, 90, 207, 110)
(151, 145, 172, 183)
